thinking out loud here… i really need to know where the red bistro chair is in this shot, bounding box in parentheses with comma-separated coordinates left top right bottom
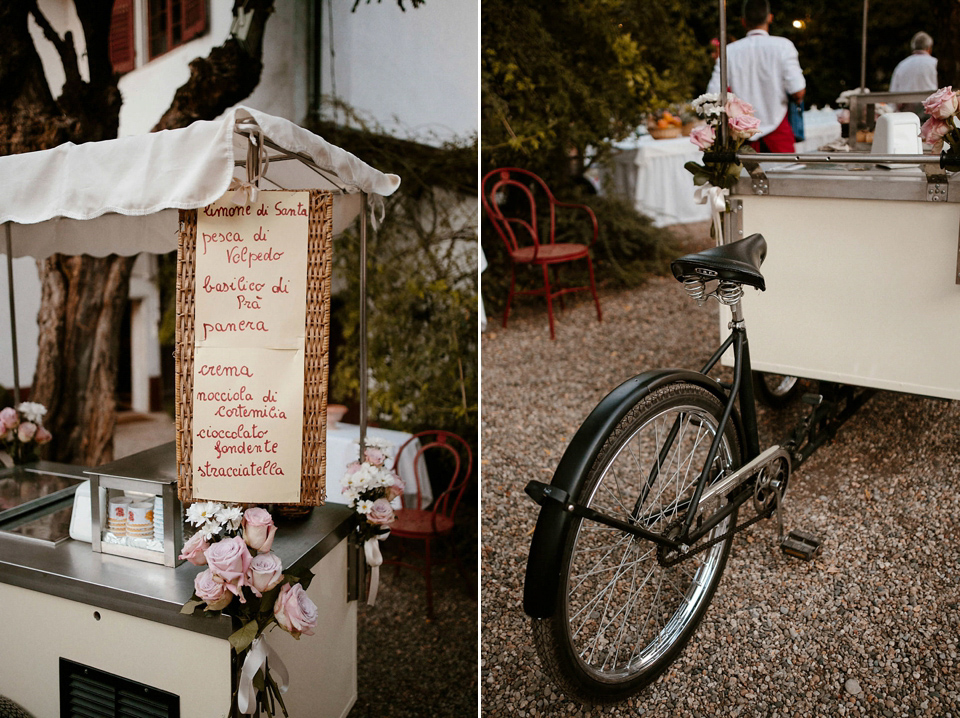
(481, 167, 602, 339)
(385, 430, 473, 620)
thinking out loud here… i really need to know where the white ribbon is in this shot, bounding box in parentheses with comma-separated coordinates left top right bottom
(0, 451, 12, 468)
(694, 184, 729, 245)
(237, 635, 289, 715)
(368, 194, 386, 230)
(229, 125, 271, 206)
(229, 177, 259, 206)
(363, 534, 389, 606)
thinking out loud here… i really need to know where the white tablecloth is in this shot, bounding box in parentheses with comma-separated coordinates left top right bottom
(601, 109, 842, 227)
(324, 424, 432, 508)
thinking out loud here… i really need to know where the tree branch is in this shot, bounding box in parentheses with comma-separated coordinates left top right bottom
(28, 1, 83, 90)
(152, 0, 276, 132)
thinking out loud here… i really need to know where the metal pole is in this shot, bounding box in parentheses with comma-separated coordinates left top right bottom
(5, 224, 20, 406)
(860, 0, 869, 91)
(718, 0, 729, 147)
(718, 0, 733, 246)
(358, 193, 368, 460)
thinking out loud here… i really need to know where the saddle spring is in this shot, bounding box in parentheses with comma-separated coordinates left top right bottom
(717, 281, 743, 305)
(683, 277, 707, 302)
(683, 277, 743, 306)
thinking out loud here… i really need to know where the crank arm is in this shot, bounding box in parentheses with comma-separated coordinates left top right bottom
(525, 481, 682, 549)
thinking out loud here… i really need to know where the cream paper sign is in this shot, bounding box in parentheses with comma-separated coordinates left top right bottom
(192, 190, 310, 503)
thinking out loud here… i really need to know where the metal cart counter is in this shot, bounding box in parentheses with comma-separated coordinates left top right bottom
(0, 444, 359, 718)
(726, 163, 960, 401)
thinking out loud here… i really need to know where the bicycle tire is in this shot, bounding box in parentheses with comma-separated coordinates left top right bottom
(753, 371, 801, 407)
(532, 382, 742, 704)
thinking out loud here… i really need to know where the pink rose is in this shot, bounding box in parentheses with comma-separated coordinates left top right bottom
(725, 95, 754, 119)
(203, 535, 252, 598)
(179, 531, 210, 566)
(0, 407, 18, 431)
(242, 507, 277, 552)
(247, 551, 284, 596)
(689, 123, 716, 150)
(363, 447, 386, 466)
(194, 569, 233, 611)
(17, 422, 36, 443)
(729, 113, 761, 140)
(923, 87, 959, 120)
(34, 426, 52, 445)
(921, 116, 950, 150)
(366, 498, 395, 526)
(274, 583, 318, 638)
(345, 461, 362, 475)
(385, 474, 404, 502)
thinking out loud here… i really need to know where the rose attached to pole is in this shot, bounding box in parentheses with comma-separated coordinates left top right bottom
(920, 86, 960, 170)
(684, 93, 761, 242)
(340, 438, 404, 605)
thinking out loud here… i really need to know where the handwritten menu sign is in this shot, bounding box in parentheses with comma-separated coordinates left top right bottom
(191, 191, 309, 503)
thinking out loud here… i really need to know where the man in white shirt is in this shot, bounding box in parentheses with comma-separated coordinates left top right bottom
(889, 32, 938, 93)
(707, 0, 805, 152)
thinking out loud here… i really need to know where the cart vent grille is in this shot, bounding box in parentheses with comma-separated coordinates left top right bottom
(59, 658, 180, 718)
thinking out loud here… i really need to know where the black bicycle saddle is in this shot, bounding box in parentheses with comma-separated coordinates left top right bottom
(670, 233, 767, 291)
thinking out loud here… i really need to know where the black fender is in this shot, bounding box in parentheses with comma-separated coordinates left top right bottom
(523, 368, 741, 619)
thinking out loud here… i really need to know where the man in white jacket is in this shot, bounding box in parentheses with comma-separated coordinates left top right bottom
(707, 0, 806, 152)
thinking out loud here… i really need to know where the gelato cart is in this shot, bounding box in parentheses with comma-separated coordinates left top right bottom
(0, 106, 399, 717)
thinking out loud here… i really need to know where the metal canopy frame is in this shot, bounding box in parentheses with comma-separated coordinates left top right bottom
(4, 126, 374, 460)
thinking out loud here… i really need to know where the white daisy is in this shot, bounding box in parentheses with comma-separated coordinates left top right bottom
(215, 505, 244, 531)
(356, 499, 374, 514)
(17, 402, 47, 424)
(186, 501, 223, 527)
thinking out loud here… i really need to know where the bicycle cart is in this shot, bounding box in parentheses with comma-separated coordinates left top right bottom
(521, 0, 960, 705)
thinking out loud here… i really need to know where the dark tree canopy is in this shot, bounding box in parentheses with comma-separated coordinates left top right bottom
(481, 0, 706, 186)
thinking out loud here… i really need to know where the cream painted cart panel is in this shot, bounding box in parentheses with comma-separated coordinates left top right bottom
(0, 539, 355, 718)
(720, 195, 960, 400)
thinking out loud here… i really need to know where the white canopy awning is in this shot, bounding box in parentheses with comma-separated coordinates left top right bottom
(0, 106, 401, 258)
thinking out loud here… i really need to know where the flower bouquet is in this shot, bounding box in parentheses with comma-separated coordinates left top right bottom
(920, 87, 960, 169)
(0, 402, 53, 467)
(179, 504, 318, 717)
(684, 93, 760, 240)
(340, 437, 404, 604)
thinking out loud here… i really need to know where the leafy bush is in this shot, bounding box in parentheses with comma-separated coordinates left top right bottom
(332, 187, 478, 453)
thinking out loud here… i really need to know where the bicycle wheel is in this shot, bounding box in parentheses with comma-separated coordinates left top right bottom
(532, 382, 742, 703)
(753, 371, 801, 407)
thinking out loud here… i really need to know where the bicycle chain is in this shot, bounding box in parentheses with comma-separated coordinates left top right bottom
(657, 503, 775, 567)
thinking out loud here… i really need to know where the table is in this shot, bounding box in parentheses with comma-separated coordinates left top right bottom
(600, 108, 842, 227)
(325, 423, 432, 508)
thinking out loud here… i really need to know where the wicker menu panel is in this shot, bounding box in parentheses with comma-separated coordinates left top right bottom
(175, 190, 332, 505)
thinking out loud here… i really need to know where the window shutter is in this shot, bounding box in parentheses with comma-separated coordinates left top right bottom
(182, 0, 207, 43)
(109, 0, 136, 75)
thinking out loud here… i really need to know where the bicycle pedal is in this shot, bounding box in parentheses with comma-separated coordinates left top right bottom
(780, 529, 822, 561)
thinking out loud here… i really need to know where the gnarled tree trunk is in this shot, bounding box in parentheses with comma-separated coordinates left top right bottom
(1, 0, 276, 465)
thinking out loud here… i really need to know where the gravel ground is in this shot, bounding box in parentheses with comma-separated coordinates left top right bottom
(480, 231, 960, 717)
(351, 503, 479, 717)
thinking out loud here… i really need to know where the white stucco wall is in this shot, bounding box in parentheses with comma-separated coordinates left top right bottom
(321, 0, 478, 144)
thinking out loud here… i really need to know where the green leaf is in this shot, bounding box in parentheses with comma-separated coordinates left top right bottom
(683, 160, 705, 175)
(298, 568, 315, 591)
(229, 620, 260, 654)
(180, 599, 204, 615)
